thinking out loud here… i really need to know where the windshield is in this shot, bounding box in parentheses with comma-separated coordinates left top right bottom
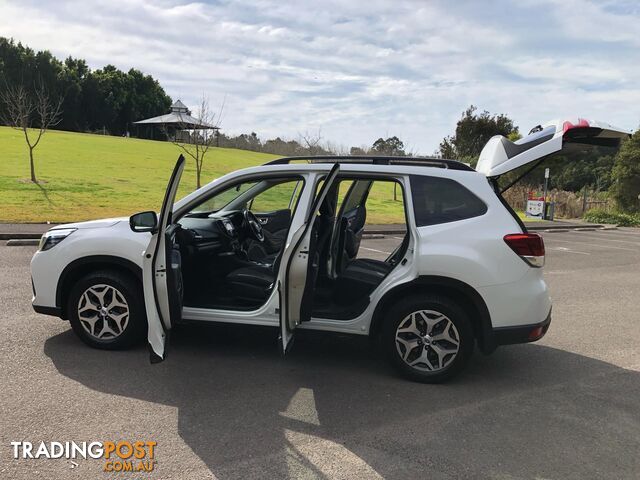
(189, 182, 258, 214)
(184, 178, 304, 216)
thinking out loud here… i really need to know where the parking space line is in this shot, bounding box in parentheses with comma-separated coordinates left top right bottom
(590, 229, 640, 237)
(548, 246, 591, 255)
(360, 247, 392, 254)
(563, 231, 640, 246)
(544, 237, 638, 252)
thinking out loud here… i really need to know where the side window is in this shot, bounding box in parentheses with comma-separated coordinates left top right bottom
(249, 180, 301, 213)
(365, 180, 405, 225)
(336, 180, 354, 206)
(332, 178, 407, 265)
(410, 175, 487, 226)
(341, 180, 371, 214)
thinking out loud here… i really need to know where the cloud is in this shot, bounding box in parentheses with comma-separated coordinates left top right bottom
(0, 0, 638, 152)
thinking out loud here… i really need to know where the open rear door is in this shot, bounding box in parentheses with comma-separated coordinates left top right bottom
(144, 155, 186, 363)
(278, 163, 340, 354)
(330, 179, 373, 276)
(476, 118, 631, 179)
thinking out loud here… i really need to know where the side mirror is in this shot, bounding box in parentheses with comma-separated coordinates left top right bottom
(129, 211, 158, 233)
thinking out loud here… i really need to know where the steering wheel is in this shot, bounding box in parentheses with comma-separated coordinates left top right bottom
(243, 209, 265, 242)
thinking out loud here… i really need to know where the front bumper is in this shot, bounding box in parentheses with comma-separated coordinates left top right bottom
(493, 309, 552, 346)
(33, 304, 63, 318)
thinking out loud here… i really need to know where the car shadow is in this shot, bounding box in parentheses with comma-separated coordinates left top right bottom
(44, 324, 640, 479)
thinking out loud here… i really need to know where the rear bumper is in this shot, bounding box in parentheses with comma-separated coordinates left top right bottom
(493, 308, 552, 346)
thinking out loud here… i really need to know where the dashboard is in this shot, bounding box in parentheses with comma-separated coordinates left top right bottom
(220, 217, 236, 237)
(177, 210, 245, 255)
(180, 211, 241, 238)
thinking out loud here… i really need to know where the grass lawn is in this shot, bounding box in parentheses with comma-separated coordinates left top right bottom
(517, 211, 542, 222)
(0, 127, 406, 224)
(0, 127, 278, 222)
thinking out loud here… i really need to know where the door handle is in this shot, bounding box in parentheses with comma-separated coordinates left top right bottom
(258, 217, 269, 224)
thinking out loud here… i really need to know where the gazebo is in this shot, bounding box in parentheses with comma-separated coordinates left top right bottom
(133, 100, 219, 143)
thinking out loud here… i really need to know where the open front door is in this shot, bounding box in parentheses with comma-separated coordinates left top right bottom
(278, 163, 340, 354)
(476, 118, 631, 179)
(144, 155, 186, 363)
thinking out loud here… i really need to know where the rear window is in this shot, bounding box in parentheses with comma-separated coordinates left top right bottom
(410, 175, 487, 226)
(514, 125, 555, 145)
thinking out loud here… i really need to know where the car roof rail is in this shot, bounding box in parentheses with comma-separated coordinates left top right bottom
(263, 155, 475, 171)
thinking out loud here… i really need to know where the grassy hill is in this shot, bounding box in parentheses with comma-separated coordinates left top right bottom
(0, 127, 279, 222)
(0, 127, 406, 223)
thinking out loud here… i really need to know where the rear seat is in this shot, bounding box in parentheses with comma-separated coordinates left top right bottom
(333, 258, 393, 304)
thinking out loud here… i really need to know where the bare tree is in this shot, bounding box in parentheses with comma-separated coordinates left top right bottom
(0, 83, 63, 183)
(165, 95, 225, 189)
(324, 140, 348, 155)
(299, 128, 326, 156)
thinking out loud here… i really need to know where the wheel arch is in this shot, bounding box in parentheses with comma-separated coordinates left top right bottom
(56, 255, 143, 320)
(370, 276, 497, 354)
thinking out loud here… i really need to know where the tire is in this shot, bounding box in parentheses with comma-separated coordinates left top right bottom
(67, 270, 146, 350)
(382, 294, 474, 383)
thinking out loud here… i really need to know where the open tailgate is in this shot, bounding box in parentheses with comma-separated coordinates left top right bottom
(476, 118, 631, 178)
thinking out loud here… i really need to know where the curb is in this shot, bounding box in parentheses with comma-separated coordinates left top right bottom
(533, 225, 615, 233)
(527, 223, 604, 231)
(1, 222, 612, 242)
(0, 232, 43, 240)
(363, 223, 607, 235)
(363, 229, 407, 235)
(6, 239, 40, 246)
(362, 234, 386, 239)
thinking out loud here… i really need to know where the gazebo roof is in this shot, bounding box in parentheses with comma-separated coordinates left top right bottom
(171, 100, 189, 112)
(133, 99, 218, 129)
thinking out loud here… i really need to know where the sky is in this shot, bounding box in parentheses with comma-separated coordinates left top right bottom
(1, 0, 639, 153)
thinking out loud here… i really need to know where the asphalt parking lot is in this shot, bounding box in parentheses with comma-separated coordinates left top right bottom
(1, 229, 639, 479)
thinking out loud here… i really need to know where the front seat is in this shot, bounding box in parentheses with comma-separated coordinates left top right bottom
(245, 228, 285, 265)
(225, 185, 339, 307)
(225, 263, 277, 305)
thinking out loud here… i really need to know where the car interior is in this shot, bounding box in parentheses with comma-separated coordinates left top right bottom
(174, 174, 408, 319)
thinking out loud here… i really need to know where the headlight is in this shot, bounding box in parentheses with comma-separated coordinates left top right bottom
(39, 228, 76, 251)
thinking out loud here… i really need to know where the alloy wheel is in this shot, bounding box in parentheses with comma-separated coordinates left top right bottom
(395, 309, 460, 372)
(77, 284, 130, 340)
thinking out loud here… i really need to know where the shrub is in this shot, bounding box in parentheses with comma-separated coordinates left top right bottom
(611, 130, 640, 213)
(583, 208, 640, 227)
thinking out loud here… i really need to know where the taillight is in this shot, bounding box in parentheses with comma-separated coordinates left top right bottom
(504, 233, 545, 268)
(562, 118, 590, 132)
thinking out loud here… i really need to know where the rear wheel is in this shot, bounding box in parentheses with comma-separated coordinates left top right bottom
(67, 270, 146, 350)
(383, 294, 474, 383)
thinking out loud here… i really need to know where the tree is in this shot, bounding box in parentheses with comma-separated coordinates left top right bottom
(300, 129, 327, 156)
(165, 95, 224, 190)
(0, 82, 62, 182)
(611, 130, 640, 213)
(263, 137, 301, 156)
(0, 37, 172, 137)
(439, 106, 519, 166)
(540, 147, 616, 192)
(371, 136, 405, 156)
(232, 132, 262, 151)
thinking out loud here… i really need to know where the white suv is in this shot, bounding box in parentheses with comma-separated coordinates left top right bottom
(31, 118, 629, 382)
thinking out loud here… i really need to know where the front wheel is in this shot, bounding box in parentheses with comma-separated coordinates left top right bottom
(382, 294, 474, 383)
(67, 270, 146, 350)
